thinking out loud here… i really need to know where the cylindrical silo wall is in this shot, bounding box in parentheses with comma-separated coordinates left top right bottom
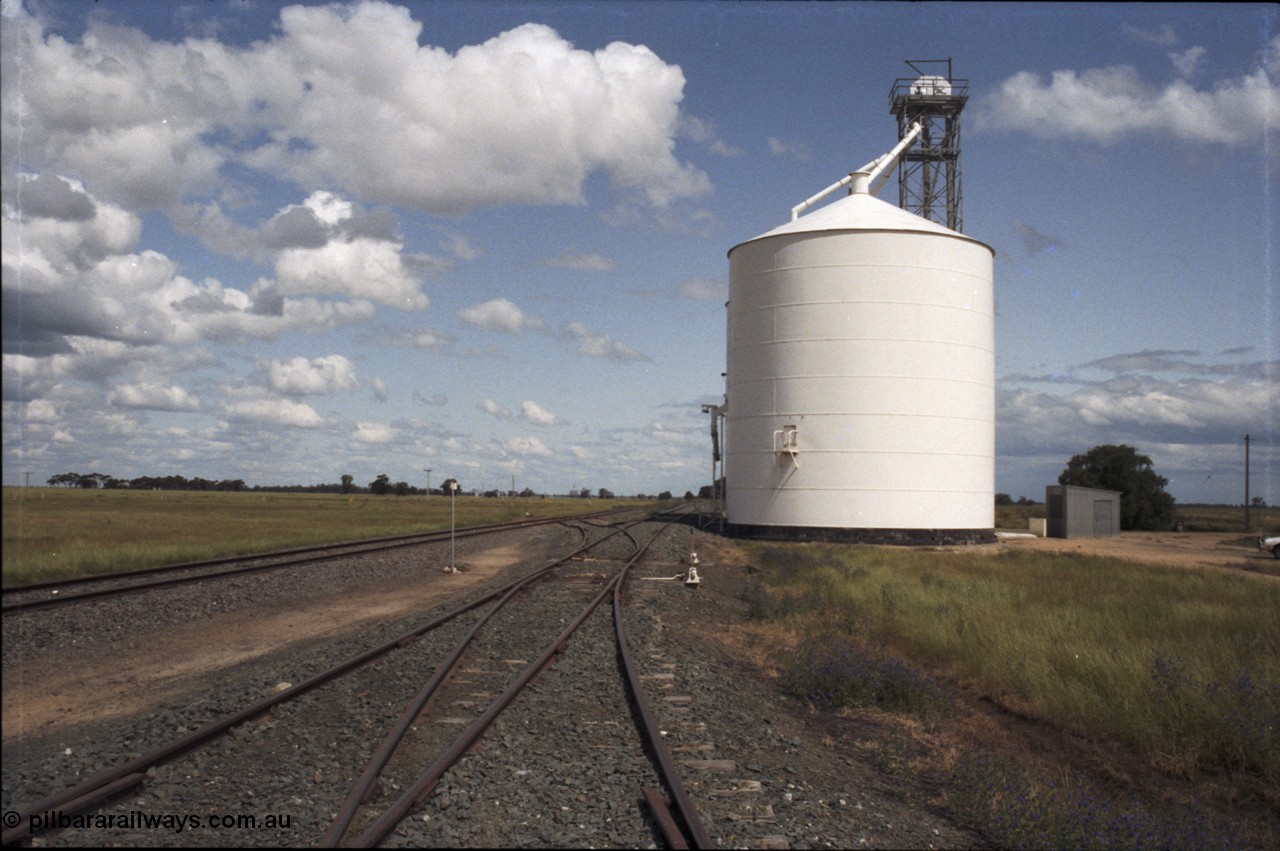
(725, 228, 994, 532)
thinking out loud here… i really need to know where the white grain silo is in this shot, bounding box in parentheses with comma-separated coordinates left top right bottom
(723, 155, 995, 543)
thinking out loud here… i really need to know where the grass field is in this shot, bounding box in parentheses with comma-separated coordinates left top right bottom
(996, 502, 1280, 533)
(1, 487, 663, 586)
(743, 542, 1280, 848)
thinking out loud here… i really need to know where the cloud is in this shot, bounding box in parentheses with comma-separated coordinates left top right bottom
(4, 4, 709, 214)
(676, 277, 727, 301)
(544, 248, 615, 272)
(2, 177, 381, 358)
(373, 326, 454, 350)
(681, 114, 741, 156)
(272, 230, 430, 311)
(1169, 46, 1206, 79)
(520, 399, 560, 426)
(1013, 221, 1063, 257)
(767, 137, 810, 160)
(441, 232, 482, 262)
(414, 391, 448, 407)
(564, 321, 649, 362)
(999, 351, 1277, 452)
(7, 173, 96, 221)
(223, 398, 325, 428)
(504, 435, 553, 457)
(977, 39, 1280, 144)
(458, 298, 545, 333)
(265, 355, 359, 396)
(478, 398, 511, 418)
(352, 421, 397, 443)
(108, 382, 200, 412)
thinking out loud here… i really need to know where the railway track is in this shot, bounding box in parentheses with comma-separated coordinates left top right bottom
(2, 513, 713, 847)
(1, 507, 639, 615)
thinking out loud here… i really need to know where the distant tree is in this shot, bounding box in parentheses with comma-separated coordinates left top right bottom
(519, 487, 536, 498)
(394, 481, 410, 496)
(598, 487, 614, 499)
(658, 491, 673, 501)
(697, 485, 713, 499)
(369, 474, 391, 495)
(440, 477, 460, 496)
(994, 493, 1013, 506)
(1016, 496, 1038, 505)
(1251, 496, 1268, 508)
(684, 491, 695, 500)
(1058, 444, 1175, 531)
(341, 474, 354, 495)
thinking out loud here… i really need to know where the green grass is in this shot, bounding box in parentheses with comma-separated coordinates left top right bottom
(996, 502, 1280, 533)
(2, 487, 663, 586)
(745, 543, 1280, 784)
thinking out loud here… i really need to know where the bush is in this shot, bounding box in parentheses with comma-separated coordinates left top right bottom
(1059, 444, 1175, 530)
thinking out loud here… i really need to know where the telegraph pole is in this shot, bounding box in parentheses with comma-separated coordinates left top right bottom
(1244, 434, 1251, 531)
(449, 480, 459, 572)
(423, 468, 432, 495)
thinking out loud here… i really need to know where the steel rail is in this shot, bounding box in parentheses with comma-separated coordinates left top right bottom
(320, 521, 637, 846)
(0, 522, 610, 847)
(348, 522, 670, 848)
(616, 540, 714, 849)
(2, 511, 622, 615)
(2, 506, 637, 597)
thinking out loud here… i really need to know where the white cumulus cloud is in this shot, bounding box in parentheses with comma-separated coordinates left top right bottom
(109, 382, 200, 412)
(266, 355, 359, 396)
(352, 421, 397, 443)
(564, 322, 649, 362)
(978, 39, 1280, 144)
(520, 400, 560, 426)
(459, 299, 545, 333)
(224, 398, 325, 428)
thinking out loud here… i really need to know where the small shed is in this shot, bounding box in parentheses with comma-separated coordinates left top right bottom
(1045, 485, 1121, 539)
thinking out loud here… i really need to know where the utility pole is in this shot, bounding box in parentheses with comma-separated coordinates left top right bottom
(424, 468, 432, 495)
(1244, 434, 1251, 531)
(449, 480, 459, 572)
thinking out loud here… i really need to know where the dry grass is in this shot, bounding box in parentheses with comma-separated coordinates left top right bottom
(997, 502, 1280, 533)
(1, 487, 660, 586)
(736, 540, 1279, 848)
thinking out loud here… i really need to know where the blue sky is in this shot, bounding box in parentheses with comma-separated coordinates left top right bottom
(2, 0, 1276, 504)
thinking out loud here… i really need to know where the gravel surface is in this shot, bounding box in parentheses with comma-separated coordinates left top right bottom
(3, 516, 984, 848)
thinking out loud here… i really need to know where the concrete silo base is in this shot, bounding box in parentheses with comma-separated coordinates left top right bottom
(725, 523, 996, 546)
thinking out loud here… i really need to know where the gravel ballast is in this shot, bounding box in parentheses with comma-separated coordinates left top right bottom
(3, 517, 982, 848)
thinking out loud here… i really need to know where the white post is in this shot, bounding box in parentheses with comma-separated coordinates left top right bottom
(450, 481, 457, 570)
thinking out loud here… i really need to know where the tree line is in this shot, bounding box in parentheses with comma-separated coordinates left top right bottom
(44, 471, 685, 501)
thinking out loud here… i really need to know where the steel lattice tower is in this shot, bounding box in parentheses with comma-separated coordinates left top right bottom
(889, 59, 968, 232)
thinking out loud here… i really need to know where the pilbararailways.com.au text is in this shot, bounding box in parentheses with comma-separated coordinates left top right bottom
(22, 809, 291, 834)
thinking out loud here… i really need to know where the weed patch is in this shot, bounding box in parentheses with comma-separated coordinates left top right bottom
(949, 752, 1250, 850)
(782, 630, 952, 716)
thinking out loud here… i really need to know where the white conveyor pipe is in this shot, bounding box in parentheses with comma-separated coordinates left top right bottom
(789, 122, 923, 221)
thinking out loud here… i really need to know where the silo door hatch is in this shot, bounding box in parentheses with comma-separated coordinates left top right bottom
(774, 424, 799, 466)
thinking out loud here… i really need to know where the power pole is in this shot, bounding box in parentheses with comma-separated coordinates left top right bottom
(1244, 434, 1251, 531)
(424, 468, 432, 495)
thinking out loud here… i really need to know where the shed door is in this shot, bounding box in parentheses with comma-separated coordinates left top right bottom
(1094, 500, 1113, 536)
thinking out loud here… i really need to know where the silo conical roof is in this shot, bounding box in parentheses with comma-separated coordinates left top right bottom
(730, 189, 990, 256)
